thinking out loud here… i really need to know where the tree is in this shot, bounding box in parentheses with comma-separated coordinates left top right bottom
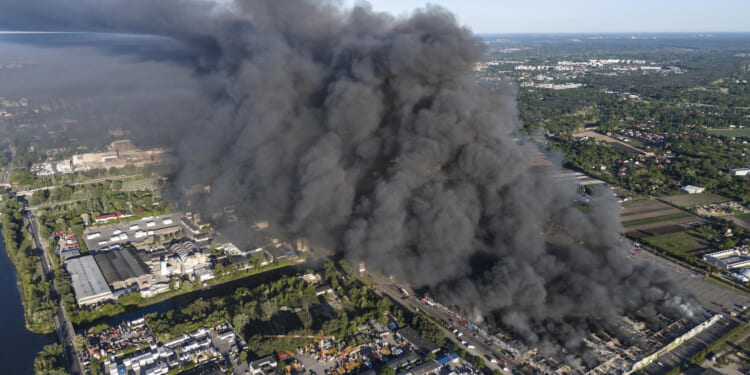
(34, 343, 66, 375)
(471, 355, 485, 370)
(379, 367, 396, 375)
(233, 313, 250, 336)
(73, 334, 87, 350)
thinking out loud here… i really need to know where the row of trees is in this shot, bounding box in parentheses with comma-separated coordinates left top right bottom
(0, 199, 56, 334)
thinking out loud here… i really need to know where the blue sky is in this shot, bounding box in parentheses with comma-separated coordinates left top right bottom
(362, 0, 750, 34)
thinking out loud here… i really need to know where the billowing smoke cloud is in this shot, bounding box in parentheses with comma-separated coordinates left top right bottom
(0, 0, 700, 360)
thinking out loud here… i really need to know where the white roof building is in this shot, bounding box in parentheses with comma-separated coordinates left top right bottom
(681, 185, 705, 194)
(65, 255, 114, 306)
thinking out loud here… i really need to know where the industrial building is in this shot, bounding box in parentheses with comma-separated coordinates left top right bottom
(65, 255, 114, 306)
(167, 240, 210, 275)
(702, 248, 750, 270)
(94, 247, 153, 290)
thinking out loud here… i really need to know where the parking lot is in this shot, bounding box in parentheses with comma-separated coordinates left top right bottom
(82, 213, 182, 252)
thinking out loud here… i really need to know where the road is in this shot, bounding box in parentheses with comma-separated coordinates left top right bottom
(24, 210, 84, 375)
(16, 174, 140, 197)
(361, 270, 517, 374)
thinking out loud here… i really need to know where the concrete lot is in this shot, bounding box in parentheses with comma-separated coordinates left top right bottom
(82, 213, 182, 252)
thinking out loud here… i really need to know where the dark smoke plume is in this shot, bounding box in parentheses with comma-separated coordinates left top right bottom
(0, 0, 700, 360)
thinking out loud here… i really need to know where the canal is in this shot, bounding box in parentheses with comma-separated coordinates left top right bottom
(0, 235, 54, 374)
(83, 263, 304, 329)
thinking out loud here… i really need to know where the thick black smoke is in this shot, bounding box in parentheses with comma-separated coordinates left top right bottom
(0, 0, 699, 360)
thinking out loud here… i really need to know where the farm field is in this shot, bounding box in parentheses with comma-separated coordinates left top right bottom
(621, 199, 705, 231)
(661, 193, 730, 208)
(621, 198, 707, 250)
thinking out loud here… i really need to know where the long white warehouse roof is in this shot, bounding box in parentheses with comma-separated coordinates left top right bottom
(65, 255, 114, 306)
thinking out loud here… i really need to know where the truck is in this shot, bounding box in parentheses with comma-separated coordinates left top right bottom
(86, 232, 101, 240)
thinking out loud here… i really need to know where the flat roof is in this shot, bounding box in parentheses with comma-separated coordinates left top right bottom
(94, 247, 150, 285)
(398, 327, 439, 353)
(65, 255, 113, 305)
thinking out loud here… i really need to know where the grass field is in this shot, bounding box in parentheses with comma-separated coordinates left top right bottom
(642, 230, 710, 256)
(707, 128, 750, 138)
(622, 212, 693, 228)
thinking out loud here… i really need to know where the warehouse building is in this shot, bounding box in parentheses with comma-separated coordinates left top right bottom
(94, 247, 153, 290)
(66, 255, 114, 306)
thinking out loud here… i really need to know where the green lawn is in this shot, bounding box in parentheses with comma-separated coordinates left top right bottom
(621, 212, 693, 228)
(642, 230, 709, 256)
(707, 128, 750, 138)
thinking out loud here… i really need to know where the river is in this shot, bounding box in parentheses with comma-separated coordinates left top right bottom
(0, 235, 54, 374)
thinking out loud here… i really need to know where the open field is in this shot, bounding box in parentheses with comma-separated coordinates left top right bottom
(640, 230, 711, 257)
(661, 193, 731, 208)
(707, 128, 750, 138)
